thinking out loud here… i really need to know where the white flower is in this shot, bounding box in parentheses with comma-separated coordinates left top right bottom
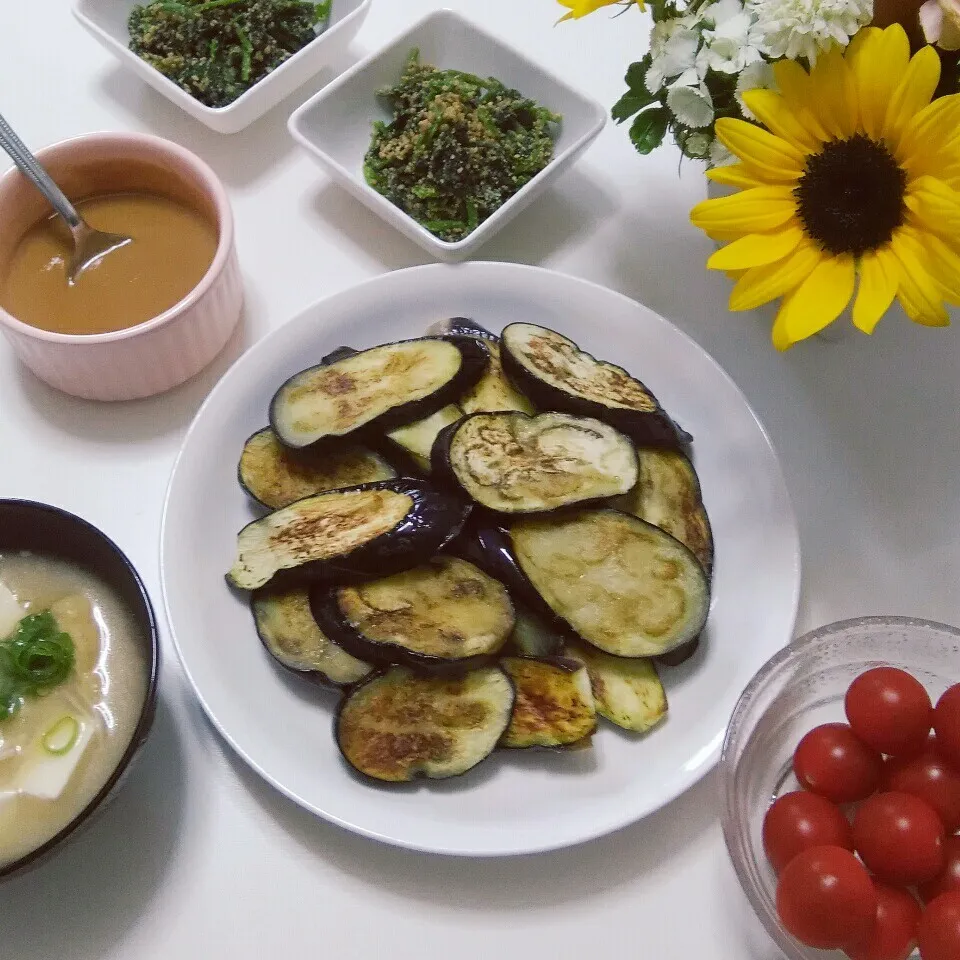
(709, 137, 737, 167)
(646, 19, 706, 92)
(921, 0, 960, 50)
(667, 82, 715, 128)
(735, 59, 776, 118)
(747, 0, 873, 64)
(699, 0, 764, 74)
(702, 0, 747, 26)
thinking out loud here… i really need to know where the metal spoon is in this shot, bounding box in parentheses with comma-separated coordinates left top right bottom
(0, 113, 131, 285)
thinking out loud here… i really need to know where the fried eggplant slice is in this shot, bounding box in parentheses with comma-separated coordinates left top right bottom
(385, 404, 463, 473)
(613, 448, 713, 575)
(425, 317, 498, 341)
(335, 666, 515, 782)
(227, 479, 471, 591)
(270, 336, 489, 449)
(564, 644, 667, 733)
(252, 587, 371, 686)
(500, 323, 688, 448)
(239, 428, 397, 510)
(433, 411, 637, 514)
(509, 509, 710, 658)
(500, 657, 597, 748)
(460, 340, 535, 415)
(313, 557, 514, 671)
(508, 605, 566, 658)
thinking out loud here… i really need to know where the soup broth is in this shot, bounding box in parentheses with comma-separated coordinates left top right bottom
(0, 553, 149, 871)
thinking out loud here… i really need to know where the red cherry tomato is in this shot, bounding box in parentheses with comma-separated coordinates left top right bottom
(918, 892, 960, 960)
(845, 882, 921, 960)
(919, 835, 960, 904)
(763, 791, 854, 874)
(846, 667, 933, 757)
(794, 722, 883, 803)
(934, 684, 960, 772)
(883, 743, 960, 833)
(776, 845, 877, 950)
(853, 791, 946, 885)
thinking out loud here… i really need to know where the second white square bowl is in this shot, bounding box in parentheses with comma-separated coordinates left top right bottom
(73, 0, 373, 135)
(288, 8, 608, 261)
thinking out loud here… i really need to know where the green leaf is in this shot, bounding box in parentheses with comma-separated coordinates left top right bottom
(625, 55, 652, 93)
(612, 88, 656, 124)
(629, 107, 669, 155)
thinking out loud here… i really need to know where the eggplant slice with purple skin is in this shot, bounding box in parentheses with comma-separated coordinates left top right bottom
(499, 657, 597, 749)
(311, 556, 514, 672)
(239, 428, 397, 510)
(507, 605, 567, 658)
(432, 411, 638, 514)
(425, 317, 498, 341)
(384, 404, 464, 474)
(335, 665, 516, 782)
(509, 509, 710, 659)
(500, 323, 690, 448)
(252, 587, 371, 687)
(270, 336, 489, 449)
(226, 478, 472, 591)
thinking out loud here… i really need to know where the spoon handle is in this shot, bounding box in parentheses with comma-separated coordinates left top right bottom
(0, 112, 82, 229)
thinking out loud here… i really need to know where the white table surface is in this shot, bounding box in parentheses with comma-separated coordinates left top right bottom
(1, 2, 958, 957)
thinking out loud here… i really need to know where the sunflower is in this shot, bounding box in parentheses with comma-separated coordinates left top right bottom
(690, 24, 960, 349)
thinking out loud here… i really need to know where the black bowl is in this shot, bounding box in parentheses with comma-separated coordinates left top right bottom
(0, 500, 160, 880)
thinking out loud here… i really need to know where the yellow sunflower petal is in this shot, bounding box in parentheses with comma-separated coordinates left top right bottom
(808, 48, 858, 139)
(714, 118, 805, 182)
(773, 60, 813, 110)
(848, 25, 909, 140)
(905, 175, 960, 236)
(740, 90, 820, 152)
(690, 186, 797, 235)
(890, 229, 951, 326)
(897, 94, 960, 172)
(883, 45, 941, 147)
(706, 164, 766, 189)
(728, 239, 822, 312)
(852, 248, 898, 334)
(770, 255, 856, 350)
(707, 225, 804, 272)
(923, 233, 960, 304)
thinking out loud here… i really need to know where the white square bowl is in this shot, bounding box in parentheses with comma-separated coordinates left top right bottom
(72, 0, 373, 135)
(287, 8, 607, 261)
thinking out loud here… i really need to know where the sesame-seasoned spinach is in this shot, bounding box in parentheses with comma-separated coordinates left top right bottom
(364, 50, 561, 243)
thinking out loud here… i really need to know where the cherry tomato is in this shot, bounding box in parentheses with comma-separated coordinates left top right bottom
(883, 743, 960, 833)
(776, 845, 877, 950)
(919, 835, 960, 904)
(853, 791, 946, 885)
(763, 791, 854, 874)
(933, 684, 960, 772)
(918, 892, 960, 960)
(845, 883, 921, 960)
(846, 667, 933, 757)
(794, 722, 883, 803)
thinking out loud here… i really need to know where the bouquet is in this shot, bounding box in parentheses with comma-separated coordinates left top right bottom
(559, 0, 960, 349)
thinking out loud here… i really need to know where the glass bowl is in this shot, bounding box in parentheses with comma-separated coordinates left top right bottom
(719, 616, 960, 960)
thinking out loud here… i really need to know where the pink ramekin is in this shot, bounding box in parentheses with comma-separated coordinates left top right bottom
(0, 132, 243, 401)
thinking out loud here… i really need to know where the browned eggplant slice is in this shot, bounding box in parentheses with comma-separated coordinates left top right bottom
(433, 411, 637, 514)
(460, 340, 535, 415)
(270, 336, 489, 449)
(239, 428, 397, 510)
(509, 510, 710, 658)
(385, 404, 463, 474)
(312, 557, 514, 671)
(500, 323, 688, 448)
(564, 644, 667, 733)
(227, 479, 471, 591)
(252, 587, 371, 686)
(425, 317, 498, 341)
(613, 448, 713, 575)
(499, 657, 597, 748)
(335, 666, 515, 782)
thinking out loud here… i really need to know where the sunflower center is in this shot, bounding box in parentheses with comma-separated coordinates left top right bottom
(794, 134, 907, 257)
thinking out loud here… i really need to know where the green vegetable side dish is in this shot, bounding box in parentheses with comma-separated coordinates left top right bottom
(127, 0, 333, 109)
(364, 51, 562, 243)
(0, 612, 75, 722)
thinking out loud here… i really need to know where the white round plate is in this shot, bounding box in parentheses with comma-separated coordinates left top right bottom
(161, 262, 800, 857)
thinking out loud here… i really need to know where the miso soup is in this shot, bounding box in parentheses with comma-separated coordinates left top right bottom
(0, 553, 149, 871)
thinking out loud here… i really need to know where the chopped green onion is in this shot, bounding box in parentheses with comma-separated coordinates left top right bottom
(41, 716, 80, 756)
(0, 612, 75, 723)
